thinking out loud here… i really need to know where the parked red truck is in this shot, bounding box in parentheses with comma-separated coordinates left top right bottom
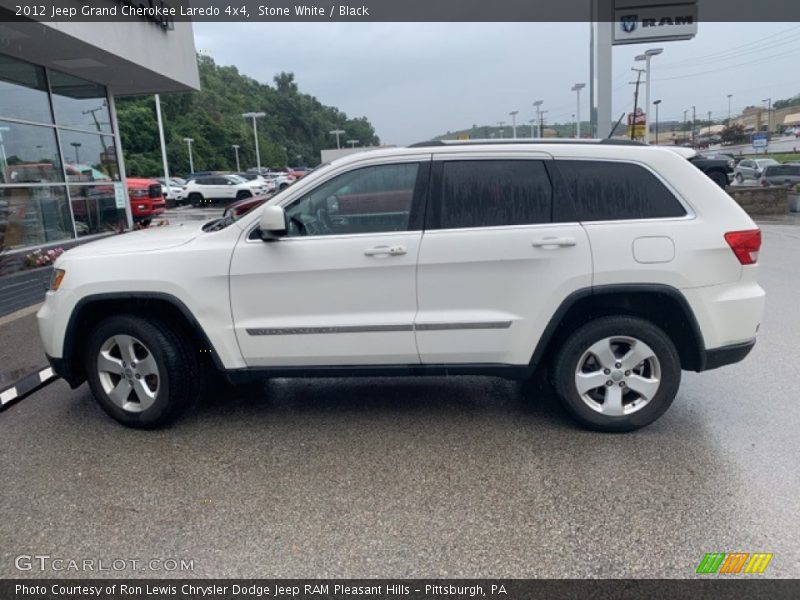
(126, 178, 166, 225)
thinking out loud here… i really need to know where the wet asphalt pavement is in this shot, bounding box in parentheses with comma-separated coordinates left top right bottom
(1, 220, 799, 579)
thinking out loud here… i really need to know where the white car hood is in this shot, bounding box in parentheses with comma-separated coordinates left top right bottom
(63, 221, 206, 258)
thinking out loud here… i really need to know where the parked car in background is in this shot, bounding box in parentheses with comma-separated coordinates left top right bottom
(222, 194, 269, 219)
(288, 167, 311, 179)
(759, 164, 800, 188)
(127, 178, 166, 225)
(734, 158, 780, 183)
(183, 174, 268, 206)
(264, 172, 295, 191)
(688, 154, 735, 188)
(235, 172, 277, 193)
(156, 178, 185, 206)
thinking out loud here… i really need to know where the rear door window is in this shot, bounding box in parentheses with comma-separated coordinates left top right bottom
(557, 160, 687, 221)
(434, 160, 553, 229)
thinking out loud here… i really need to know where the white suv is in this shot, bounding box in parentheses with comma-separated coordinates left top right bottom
(38, 140, 765, 431)
(183, 174, 267, 205)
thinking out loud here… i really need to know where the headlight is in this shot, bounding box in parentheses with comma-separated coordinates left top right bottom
(50, 269, 65, 291)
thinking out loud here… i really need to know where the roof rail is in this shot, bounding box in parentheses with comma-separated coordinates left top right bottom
(407, 138, 645, 148)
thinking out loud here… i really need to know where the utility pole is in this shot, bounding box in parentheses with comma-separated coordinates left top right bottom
(630, 68, 645, 141)
(539, 111, 548, 138)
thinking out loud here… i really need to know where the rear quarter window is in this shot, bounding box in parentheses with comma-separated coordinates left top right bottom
(557, 160, 687, 221)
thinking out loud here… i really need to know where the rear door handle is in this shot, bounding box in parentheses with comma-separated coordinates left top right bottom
(364, 245, 407, 257)
(532, 237, 577, 248)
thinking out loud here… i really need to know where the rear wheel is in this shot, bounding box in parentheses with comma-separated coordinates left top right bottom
(236, 190, 252, 201)
(84, 315, 200, 428)
(553, 316, 681, 432)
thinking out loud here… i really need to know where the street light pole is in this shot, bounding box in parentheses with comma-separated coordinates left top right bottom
(727, 94, 733, 123)
(653, 99, 661, 145)
(509, 111, 519, 139)
(183, 137, 194, 174)
(329, 129, 346, 149)
(242, 111, 266, 172)
(528, 119, 536, 139)
(533, 100, 543, 137)
(232, 144, 240, 171)
(571, 83, 586, 139)
(154, 94, 171, 186)
(635, 48, 663, 144)
(70, 142, 82, 163)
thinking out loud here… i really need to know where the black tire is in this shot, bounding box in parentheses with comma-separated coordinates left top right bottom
(188, 193, 203, 207)
(279, 183, 289, 190)
(552, 316, 681, 432)
(236, 190, 252, 201)
(735, 173, 744, 184)
(708, 171, 728, 188)
(139, 218, 152, 228)
(84, 315, 200, 428)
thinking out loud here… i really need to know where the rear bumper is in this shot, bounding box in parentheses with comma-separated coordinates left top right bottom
(698, 339, 756, 372)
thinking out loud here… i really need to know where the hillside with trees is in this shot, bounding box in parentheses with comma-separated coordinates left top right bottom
(117, 54, 379, 177)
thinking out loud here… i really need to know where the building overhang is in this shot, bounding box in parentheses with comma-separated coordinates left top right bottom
(0, 14, 199, 95)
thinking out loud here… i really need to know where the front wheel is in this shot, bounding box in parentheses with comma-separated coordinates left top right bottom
(84, 315, 200, 428)
(735, 173, 744, 184)
(552, 316, 681, 432)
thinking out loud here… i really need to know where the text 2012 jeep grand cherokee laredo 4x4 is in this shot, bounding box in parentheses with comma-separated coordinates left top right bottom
(37, 140, 765, 431)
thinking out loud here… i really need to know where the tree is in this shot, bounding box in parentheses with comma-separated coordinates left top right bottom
(116, 55, 380, 177)
(721, 123, 747, 146)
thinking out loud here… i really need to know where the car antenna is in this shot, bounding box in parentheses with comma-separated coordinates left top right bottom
(608, 112, 626, 139)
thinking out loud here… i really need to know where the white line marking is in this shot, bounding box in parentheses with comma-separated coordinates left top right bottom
(1, 387, 18, 405)
(39, 368, 53, 382)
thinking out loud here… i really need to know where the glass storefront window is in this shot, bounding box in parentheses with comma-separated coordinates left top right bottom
(59, 130, 119, 181)
(0, 55, 53, 124)
(0, 120, 64, 184)
(69, 185, 126, 236)
(49, 70, 112, 133)
(0, 186, 73, 249)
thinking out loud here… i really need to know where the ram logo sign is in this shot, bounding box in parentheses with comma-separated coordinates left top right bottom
(613, 3, 698, 45)
(696, 552, 773, 575)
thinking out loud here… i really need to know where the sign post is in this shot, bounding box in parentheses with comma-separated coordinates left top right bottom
(752, 132, 769, 154)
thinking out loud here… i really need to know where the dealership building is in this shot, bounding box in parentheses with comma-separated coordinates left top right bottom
(0, 12, 198, 254)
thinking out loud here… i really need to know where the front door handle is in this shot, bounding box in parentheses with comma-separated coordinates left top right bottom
(364, 245, 407, 257)
(532, 237, 577, 248)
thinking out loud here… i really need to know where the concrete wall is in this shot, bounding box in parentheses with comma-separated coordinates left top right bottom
(728, 187, 789, 216)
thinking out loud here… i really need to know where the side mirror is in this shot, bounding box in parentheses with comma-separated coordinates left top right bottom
(259, 205, 287, 241)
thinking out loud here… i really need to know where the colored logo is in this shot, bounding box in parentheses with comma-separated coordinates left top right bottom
(620, 15, 638, 33)
(696, 552, 773, 574)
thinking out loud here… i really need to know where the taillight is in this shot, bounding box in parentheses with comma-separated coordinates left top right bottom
(760, 178, 768, 187)
(725, 229, 761, 265)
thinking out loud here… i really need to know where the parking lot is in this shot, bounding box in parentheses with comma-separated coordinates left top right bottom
(1, 218, 799, 579)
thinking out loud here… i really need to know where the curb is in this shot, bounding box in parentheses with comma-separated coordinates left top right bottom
(0, 367, 59, 411)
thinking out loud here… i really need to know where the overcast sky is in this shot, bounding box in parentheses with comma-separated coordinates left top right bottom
(194, 22, 800, 145)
